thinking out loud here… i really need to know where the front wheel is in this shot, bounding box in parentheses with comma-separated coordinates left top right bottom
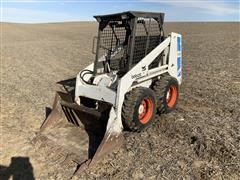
(122, 87, 156, 132)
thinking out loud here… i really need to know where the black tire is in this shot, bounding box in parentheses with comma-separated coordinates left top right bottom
(122, 87, 156, 132)
(153, 74, 179, 114)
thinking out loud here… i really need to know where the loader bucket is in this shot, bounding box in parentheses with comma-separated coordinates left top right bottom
(36, 91, 124, 174)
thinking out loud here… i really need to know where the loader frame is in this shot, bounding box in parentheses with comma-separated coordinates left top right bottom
(75, 12, 182, 136)
(75, 32, 182, 135)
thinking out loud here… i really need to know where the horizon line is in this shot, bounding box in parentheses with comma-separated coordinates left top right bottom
(1, 20, 240, 25)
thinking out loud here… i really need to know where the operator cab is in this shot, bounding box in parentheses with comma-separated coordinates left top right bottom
(93, 11, 165, 77)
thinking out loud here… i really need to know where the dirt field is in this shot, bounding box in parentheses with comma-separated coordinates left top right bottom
(1, 22, 240, 179)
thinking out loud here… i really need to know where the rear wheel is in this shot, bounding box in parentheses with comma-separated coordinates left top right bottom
(153, 74, 179, 114)
(122, 87, 156, 132)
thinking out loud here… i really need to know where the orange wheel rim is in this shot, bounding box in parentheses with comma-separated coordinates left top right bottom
(166, 85, 177, 108)
(138, 98, 153, 124)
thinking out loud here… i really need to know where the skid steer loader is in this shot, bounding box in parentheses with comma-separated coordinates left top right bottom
(38, 11, 182, 173)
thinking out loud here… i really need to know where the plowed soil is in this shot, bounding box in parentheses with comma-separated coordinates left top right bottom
(1, 22, 240, 179)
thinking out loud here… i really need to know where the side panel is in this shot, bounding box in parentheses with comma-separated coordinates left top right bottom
(114, 37, 171, 127)
(168, 33, 182, 84)
(77, 84, 116, 105)
(75, 63, 94, 99)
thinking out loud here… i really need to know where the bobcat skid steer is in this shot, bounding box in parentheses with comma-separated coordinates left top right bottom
(38, 11, 182, 173)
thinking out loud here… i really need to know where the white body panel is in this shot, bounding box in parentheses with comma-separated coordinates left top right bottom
(168, 33, 182, 84)
(75, 32, 182, 134)
(77, 84, 116, 105)
(75, 63, 94, 93)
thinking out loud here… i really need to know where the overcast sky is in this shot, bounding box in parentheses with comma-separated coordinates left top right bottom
(1, 0, 239, 23)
